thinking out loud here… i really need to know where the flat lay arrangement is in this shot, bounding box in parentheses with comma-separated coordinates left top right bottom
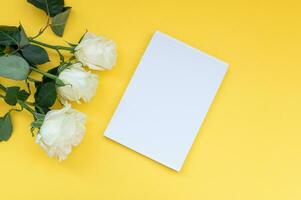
(0, 0, 117, 160)
(1, 1, 301, 200)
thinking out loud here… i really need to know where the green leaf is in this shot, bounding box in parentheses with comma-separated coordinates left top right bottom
(0, 55, 30, 80)
(35, 105, 50, 114)
(42, 66, 58, 83)
(50, 7, 71, 37)
(31, 112, 45, 129)
(17, 90, 30, 102)
(19, 25, 29, 48)
(4, 87, 30, 105)
(0, 83, 6, 91)
(0, 112, 13, 141)
(0, 26, 20, 46)
(4, 86, 20, 106)
(0, 25, 29, 47)
(0, 45, 5, 55)
(27, 0, 65, 17)
(55, 78, 65, 87)
(35, 81, 57, 107)
(34, 67, 58, 114)
(21, 44, 49, 65)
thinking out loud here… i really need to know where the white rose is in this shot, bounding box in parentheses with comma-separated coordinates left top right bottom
(57, 63, 98, 103)
(36, 104, 86, 161)
(74, 32, 117, 70)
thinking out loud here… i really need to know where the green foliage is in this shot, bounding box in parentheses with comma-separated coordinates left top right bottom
(0, 55, 30, 80)
(26, 0, 71, 37)
(0, 25, 29, 47)
(19, 24, 30, 48)
(27, 0, 65, 17)
(17, 89, 30, 102)
(33, 67, 60, 114)
(0, 45, 5, 56)
(0, 26, 20, 46)
(42, 67, 58, 82)
(51, 7, 71, 37)
(4, 86, 30, 105)
(31, 112, 45, 129)
(21, 44, 49, 65)
(34, 81, 57, 108)
(0, 112, 13, 141)
(4, 86, 20, 105)
(0, 1, 85, 143)
(35, 105, 50, 114)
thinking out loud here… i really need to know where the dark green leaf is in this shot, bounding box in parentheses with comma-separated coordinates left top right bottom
(0, 26, 20, 46)
(0, 25, 29, 48)
(0, 55, 30, 80)
(17, 90, 30, 102)
(35, 81, 56, 107)
(0, 112, 13, 141)
(34, 67, 59, 114)
(21, 44, 49, 65)
(0, 45, 5, 55)
(35, 105, 50, 114)
(4, 86, 20, 106)
(34, 80, 41, 88)
(27, 0, 65, 17)
(50, 7, 71, 37)
(42, 67, 58, 83)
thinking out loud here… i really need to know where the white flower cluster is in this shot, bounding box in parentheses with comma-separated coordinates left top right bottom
(58, 32, 117, 103)
(37, 32, 117, 161)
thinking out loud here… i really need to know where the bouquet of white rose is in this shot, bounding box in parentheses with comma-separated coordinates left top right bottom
(0, 0, 117, 160)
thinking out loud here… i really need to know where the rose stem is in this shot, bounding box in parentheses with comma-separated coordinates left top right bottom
(29, 66, 58, 80)
(29, 39, 74, 52)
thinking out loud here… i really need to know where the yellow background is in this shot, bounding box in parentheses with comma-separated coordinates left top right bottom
(0, 0, 301, 199)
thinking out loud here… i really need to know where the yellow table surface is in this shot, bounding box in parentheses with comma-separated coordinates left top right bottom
(0, 0, 301, 199)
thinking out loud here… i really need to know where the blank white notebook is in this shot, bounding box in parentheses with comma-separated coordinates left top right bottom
(105, 31, 228, 171)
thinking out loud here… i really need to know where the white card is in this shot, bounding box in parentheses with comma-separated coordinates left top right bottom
(105, 31, 228, 171)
